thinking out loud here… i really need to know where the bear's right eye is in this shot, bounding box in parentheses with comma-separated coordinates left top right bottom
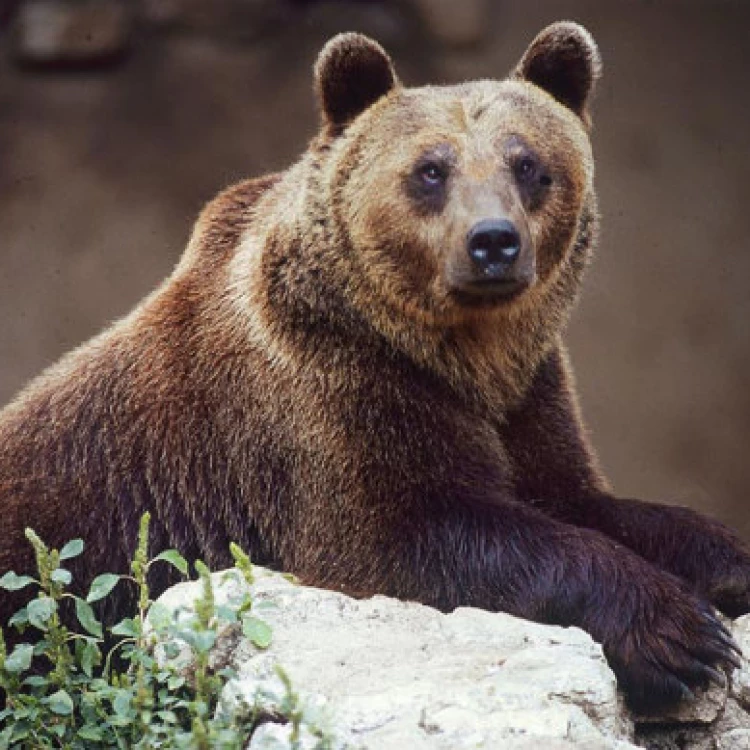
(418, 162, 447, 187)
(405, 148, 454, 215)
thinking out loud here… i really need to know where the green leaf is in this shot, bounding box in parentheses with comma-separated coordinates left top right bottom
(242, 616, 272, 649)
(113, 689, 132, 717)
(75, 598, 103, 638)
(0, 572, 36, 591)
(167, 675, 185, 690)
(26, 597, 56, 630)
(147, 600, 172, 630)
(215, 605, 238, 624)
(81, 640, 100, 677)
(184, 630, 216, 654)
(22, 675, 47, 688)
(77, 725, 103, 741)
(86, 573, 122, 603)
(10, 722, 30, 743)
(108, 714, 131, 728)
(58, 538, 84, 561)
(0, 726, 14, 750)
(79, 694, 99, 724)
(152, 550, 189, 577)
(156, 709, 178, 724)
(8, 607, 29, 629)
(110, 617, 140, 638)
(47, 689, 74, 716)
(4, 644, 34, 673)
(50, 568, 72, 585)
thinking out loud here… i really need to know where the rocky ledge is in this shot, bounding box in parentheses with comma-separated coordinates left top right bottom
(153, 567, 750, 750)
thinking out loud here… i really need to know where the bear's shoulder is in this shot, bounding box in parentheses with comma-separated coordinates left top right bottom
(183, 173, 282, 268)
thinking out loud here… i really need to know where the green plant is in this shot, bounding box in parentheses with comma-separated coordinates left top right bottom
(0, 513, 281, 749)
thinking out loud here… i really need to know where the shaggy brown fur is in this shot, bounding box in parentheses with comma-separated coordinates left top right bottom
(2, 23, 749, 712)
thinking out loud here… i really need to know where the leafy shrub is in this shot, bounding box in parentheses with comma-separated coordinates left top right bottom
(0, 513, 279, 749)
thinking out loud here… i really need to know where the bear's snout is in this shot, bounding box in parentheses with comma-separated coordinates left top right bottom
(467, 219, 521, 274)
(445, 217, 534, 302)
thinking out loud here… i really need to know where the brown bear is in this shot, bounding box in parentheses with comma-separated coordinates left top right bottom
(1, 22, 748, 712)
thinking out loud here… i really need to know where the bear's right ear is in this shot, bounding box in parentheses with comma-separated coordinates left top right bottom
(315, 33, 399, 133)
(513, 22, 601, 127)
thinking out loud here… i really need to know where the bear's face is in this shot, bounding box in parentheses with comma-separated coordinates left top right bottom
(314, 24, 601, 326)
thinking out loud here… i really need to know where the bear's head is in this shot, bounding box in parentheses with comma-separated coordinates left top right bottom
(311, 22, 601, 332)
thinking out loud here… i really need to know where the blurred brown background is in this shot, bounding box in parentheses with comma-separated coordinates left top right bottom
(1, 1, 749, 536)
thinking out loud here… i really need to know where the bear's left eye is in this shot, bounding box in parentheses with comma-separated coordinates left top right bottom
(516, 157, 536, 180)
(513, 153, 553, 195)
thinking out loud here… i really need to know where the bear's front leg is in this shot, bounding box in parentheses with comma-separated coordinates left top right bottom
(500, 346, 750, 619)
(304, 500, 740, 713)
(560, 493, 750, 618)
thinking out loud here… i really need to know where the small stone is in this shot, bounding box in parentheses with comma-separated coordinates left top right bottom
(11, 0, 133, 64)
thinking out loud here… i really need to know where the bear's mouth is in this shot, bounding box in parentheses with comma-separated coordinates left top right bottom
(450, 278, 530, 306)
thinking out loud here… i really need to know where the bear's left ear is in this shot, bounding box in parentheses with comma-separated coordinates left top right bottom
(513, 22, 601, 126)
(315, 33, 399, 133)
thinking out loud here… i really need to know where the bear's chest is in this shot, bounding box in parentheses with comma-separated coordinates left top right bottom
(302, 352, 517, 506)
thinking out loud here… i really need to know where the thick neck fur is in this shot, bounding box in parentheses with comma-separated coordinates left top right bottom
(237, 145, 598, 414)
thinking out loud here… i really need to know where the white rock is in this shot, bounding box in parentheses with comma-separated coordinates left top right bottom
(152, 568, 750, 749)
(155, 566, 638, 749)
(154, 568, 750, 750)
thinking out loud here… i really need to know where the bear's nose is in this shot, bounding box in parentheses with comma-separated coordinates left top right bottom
(466, 219, 521, 275)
